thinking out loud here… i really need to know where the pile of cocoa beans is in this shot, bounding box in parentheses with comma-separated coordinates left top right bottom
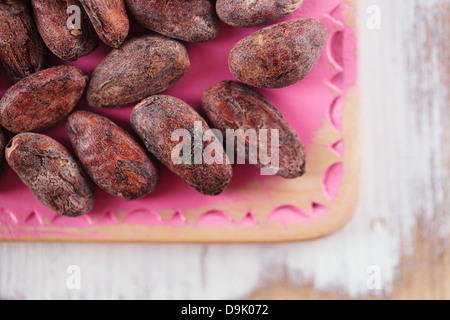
(0, 0, 327, 217)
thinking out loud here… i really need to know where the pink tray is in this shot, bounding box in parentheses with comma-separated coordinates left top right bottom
(0, 0, 359, 242)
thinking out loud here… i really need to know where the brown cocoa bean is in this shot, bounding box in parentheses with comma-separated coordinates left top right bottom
(216, 0, 304, 28)
(31, 0, 99, 61)
(67, 111, 160, 200)
(125, 0, 220, 43)
(229, 18, 327, 88)
(131, 95, 233, 196)
(87, 34, 190, 108)
(0, 0, 46, 82)
(202, 81, 306, 178)
(79, 0, 129, 48)
(5, 133, 95, 217)
(0, 65, 88, 133)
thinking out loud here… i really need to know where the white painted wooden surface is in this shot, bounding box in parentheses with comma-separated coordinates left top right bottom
(1, 0, 448, 299)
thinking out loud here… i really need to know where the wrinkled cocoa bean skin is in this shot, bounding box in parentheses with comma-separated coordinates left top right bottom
(131, 95, 233, 196)
(202, 81, 306, 179)
(229, 18, 327, 88)
(31, 0, 99, 61)
(0, 65, 88, 133)
(0, 0, 46, 82)
(125, 0, 220, 43)
(87, 34, 190, 108)
(5, 133, 95, 217)
(79, 0, 129, 48)
(67, 111, 160, 200)
(216, 0, 304, 28)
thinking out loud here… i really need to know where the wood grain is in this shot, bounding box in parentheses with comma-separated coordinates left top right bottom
(0, 0, 359, 243)
(247, 0, 450, 299)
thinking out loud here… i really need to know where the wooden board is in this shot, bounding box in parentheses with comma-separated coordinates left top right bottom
(0, 0, 359, 243)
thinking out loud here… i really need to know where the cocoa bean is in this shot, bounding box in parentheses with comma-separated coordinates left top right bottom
(125, 0, 220, 43)
(79, 0, 129, 48)
(229, 18, 327, 88)
(216, 0, 304, 28)
(131, 95, 233, 196)
(87, 34, 190, 108)
(202, 81, 306, 178)
(31, 0, 99, 61)
(5, 132, 95, 217)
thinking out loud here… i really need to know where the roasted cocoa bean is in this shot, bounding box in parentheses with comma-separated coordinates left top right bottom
(87, 34, 190, 108)
(229, 18, 327, 88)
(31, 0, 99, 61)
(5, 133, 94, 217)
(131, 95, 233, 196)
(0, 0, 46, 82)
(125, 0, 220, 43)
(79, 0, 129, 48)
(202, 81, 306, 178)
(67, 111, 160, 200)
(216, 0, 304, 28)
(0, 65, 88, 133)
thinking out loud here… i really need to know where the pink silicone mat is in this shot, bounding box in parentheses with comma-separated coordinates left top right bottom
(0, 0, 358, 242)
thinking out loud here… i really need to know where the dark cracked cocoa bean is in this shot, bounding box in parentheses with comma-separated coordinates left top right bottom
(0, 65, 88, 133)
(216, 0, 304, 28)
(31, 0, 99, 61)
(0, 0, 46, 82)
(125, 0, 220, 43)
(79, 0, 129, 48)
(87, 34, 190, 108)
(229, 18, 327, 88)
(131, 95, 233, 196)
(202, 81, 306, 178)
(67, 111, 160, 200)
(6, 132, 95, 217)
